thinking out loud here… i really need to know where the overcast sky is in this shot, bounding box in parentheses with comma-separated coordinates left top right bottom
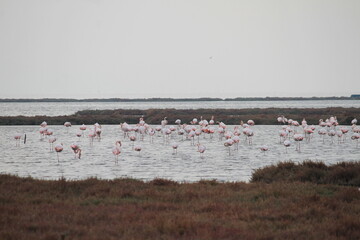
(0, 0, 359, 99)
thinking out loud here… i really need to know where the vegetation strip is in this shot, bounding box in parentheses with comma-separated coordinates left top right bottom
(0, 161, 359, 239)
(1, 107, 360, 125)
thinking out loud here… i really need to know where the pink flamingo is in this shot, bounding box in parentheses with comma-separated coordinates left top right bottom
(175, 119, 181, 129)
(260, 145, 269, 154)
(148, 128, 155, 143)
(54, 144, 63, 163)
(224, 139, 234, 155)
(197, 144, 206, 157)
(70, 143, 81, 159)
(293, 134, 304, 152)
(328, 130, 336, 144)
(161, 117, 168, 128)
(134, 145, 142, 154)
(304, 127, 314, 143)
(95, 128, 102, 141)
(283, 140, 291, 153)
(64, 122, 71, 132)
(244, 128, 254, 145)
(80, 124, 87, 137)
(188, 130, 196, 145)
(209, 116, 215, 125)
(171, 142, 179, 154)
(351, 133, 360, 147)
(195, 129, 202, 143)
(48, 136, 56, 151)
(279, 130, 288, 143)
(178, 129, 185, 140)
(88, 131, 96, 146)
(340, 127, 349, 141)
(318, 128, 327, 143)
(232, 136, 240, 150)
(247, 120, 255, 126)
(336, 130, 343, 144)
(129, 135, 136, 149)
(112, 141, 122, 164)
(14, 134, 22, 146)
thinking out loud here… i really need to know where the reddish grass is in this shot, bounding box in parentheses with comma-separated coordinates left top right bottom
(1, 173, 360, 240)
(251, 161, 360, 186)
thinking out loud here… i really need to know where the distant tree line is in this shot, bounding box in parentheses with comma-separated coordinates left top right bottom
(0, 96, 358, 102)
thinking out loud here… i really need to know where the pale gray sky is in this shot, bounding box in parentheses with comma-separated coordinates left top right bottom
(0, 0, 359, 98)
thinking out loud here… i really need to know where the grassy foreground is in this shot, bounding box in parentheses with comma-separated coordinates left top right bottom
(1, 107, 359, 125)
(1, 162, 360, 240)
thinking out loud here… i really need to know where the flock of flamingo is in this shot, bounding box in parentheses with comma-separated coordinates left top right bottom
(13, 115, 359, 163)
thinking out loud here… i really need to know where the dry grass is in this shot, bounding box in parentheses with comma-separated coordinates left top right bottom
(251, 161, 360, 186)
(1, 166, 360, 240)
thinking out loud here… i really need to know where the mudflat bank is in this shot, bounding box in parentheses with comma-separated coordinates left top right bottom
(0, 107, 359, 125)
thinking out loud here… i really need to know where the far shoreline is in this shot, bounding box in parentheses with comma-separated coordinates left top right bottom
(0, 96, 360, 102)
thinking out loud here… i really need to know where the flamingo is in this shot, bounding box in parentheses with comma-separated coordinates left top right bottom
(64, 122, 71, 132)
(340, 127, 349, 141)
(14, 134, 22, 146)
(134, 145, 142, 154)
(191, 118, 198, 125)
(45, 129, 53, 137)
(178, 129, 185, 140)
(304, 127, 314, 142)
(161, 117, 168, 128)
(244, 128, 254, 145)
(139, 117, 145, 126)
(336, 130, 343, 144)
(80, 124, 87, 137)
(283, 140, 291, 153)
(351, 133, 360, 147)
(88, 131, 96, 146)
(209, 116, 215, 125)
(39, 127, 46, 139)
(195, 129, 202, 143)
(120, 122, 131, 138)
(70, 143, 81, 159)
(48, 136, 56, 151)
(279, 130, 288, 143)
(112, 141, 122, 164)
(247, 120, 255, 126)
(175, 119, 181, 129)
(54, 144, 63, 163)
(328, 130, 336, 144)
(40, 121, 47, 128)
(148, 128, 155, 143)
(318, 128, 327, 143)
(129, 135, 136, 149)
(224, 139, 234, 155)
(188, 130, 196, 145)
(260, 145, 269, 154)
(232, 135, 240, 150)
(293, 134, 304, 152)
(171, 142, 178, 154)
(197, 144, 206, 157)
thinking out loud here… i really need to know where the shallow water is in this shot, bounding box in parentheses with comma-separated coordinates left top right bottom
(1, 125, 358, 182)
(1, 100, 360, 116)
